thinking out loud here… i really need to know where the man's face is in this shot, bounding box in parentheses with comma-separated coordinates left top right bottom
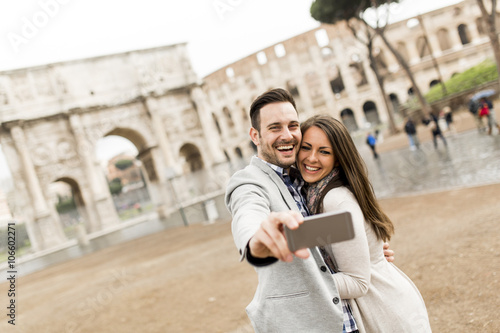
(250, 102, 301, 169)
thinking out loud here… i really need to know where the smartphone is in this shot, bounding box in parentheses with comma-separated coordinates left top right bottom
(284, 210, 355, 252)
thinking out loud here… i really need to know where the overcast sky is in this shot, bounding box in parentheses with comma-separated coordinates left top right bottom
(0, 0, 463, 186)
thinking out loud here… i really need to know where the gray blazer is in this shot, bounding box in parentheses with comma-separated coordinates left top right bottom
(225, 157, 343, 332)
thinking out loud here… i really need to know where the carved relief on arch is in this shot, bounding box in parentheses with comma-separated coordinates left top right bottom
(0, 84, 9, 105)
(31, 143, 53, 166)
(11, 73, 34, 102)
(182, 108, 200, 130)
(57, 138, 77, 160)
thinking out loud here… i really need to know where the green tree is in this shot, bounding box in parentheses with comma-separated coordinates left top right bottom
(115, 159, 134, 170)
(476, 0, 500, 87)
(310, 0, 432, 118)
(109, 177, 123, 195)
(56, 196, 76, 214)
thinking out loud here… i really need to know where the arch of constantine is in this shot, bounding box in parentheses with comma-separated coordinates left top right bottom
(0, 0, 496, 251)
(0, 44, 227, 251)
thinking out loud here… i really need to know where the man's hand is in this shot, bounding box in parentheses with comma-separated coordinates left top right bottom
(248, 211, 310, 262)
(383, 242, 395, 262)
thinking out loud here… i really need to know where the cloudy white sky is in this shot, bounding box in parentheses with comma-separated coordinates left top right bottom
(0, 0, 463, 186)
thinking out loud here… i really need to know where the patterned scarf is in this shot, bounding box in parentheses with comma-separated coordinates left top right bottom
(305, 167, 340, 214)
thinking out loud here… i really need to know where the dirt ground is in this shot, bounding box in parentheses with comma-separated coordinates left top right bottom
(1, 110, 499, 333)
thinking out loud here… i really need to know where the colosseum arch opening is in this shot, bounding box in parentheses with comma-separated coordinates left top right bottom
(340, 108, 358, 132)
(179, 143, 204, 173)
(363, 101, 380, 127)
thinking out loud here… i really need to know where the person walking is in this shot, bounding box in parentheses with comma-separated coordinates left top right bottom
(468, 96, 483, 132)
(404, 117, 420, 150)
(297, 115, 432, 332)
(366, 132, 378, 158)
(225, 88, 395, 333)
(426, 113, 447, 149)
(481, 97, 500, 135)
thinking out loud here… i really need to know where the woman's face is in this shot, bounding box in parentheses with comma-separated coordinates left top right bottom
(297, 126, 336, 184)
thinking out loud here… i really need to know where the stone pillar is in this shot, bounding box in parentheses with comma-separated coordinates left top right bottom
(288, 53, 314, 117)
(449, 27, 463, 50)
(10, 125, 66, 249)
(141, 97, 183, 219)
(468, 23, 481, 43)
(69, 114, 119, 231)
(406, 39, 422, 65)
(191, 87, 226, 165)
(142, 97, 181, 174)
(310, 45, 337, 114)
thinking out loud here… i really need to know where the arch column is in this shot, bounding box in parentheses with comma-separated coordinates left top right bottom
(141, 96, 183, 219)
(69, 114, 119, 231)
(191, 87, 227, 165)
(10, 125, 66, 249)
(142, 97, 181, 174)
(288, 53, 314, 117)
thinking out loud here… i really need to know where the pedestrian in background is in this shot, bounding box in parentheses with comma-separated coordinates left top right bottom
(404, 117, 420, 150)
(478, 98, 491, 133)
(424, 113, 447, 149)
(468, 96, 483, 132)
(366, 132, 379, 159)
(481, 97, 500, 135)
(442, 106, 455, 133)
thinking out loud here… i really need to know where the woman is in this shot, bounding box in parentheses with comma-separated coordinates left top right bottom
(297, 115, 431, 333)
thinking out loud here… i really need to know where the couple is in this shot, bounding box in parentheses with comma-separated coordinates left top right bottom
(225, 88, 431, 332)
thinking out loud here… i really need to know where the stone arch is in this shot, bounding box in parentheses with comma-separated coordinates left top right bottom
(327, 64, 345, 95)
(286, 80, 300, 97)
(437, 28, 452, 51)
(348, 56, 368, 87)
(396, 41, 410, 63)
(389, 93, 400, 116)
(212, 113, 222, 135)
(51, 177, 91, 238)
(458, 24, 471, 45)
(97, 130, 156, 224)
(430, 79, 441, 88)
(179, 143, 204, 173)
(104, 128, 155, 181)
(363, 101, 380, 126)
(340, 108, 358, 132)
(416, 36, 430, 58)
(223, 106, 234, 127)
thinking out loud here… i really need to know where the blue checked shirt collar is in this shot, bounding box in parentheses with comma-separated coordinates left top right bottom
(261, 159, 309, 217)
(259, 158, 358, 332)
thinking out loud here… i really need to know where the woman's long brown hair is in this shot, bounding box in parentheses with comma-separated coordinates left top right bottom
(301, 115, 394, 241)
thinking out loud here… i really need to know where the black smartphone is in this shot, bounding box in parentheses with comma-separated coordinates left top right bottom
(284, 210, 355, 252)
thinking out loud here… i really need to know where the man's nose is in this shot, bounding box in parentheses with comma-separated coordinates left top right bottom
(281, 128, 293, 140)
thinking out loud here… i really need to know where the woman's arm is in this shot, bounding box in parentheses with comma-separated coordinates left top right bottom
(322, 189, 371, 299)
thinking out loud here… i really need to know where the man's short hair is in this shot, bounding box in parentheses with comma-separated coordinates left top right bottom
(249, 88, 297, 132)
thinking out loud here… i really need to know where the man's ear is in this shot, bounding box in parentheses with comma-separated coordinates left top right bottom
(249, 127, 260, 147)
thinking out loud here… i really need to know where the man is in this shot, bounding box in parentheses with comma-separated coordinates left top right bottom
(404, 117, 420, 150)
(225, 88, 394, 332)
(365, 132, 378, 159)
